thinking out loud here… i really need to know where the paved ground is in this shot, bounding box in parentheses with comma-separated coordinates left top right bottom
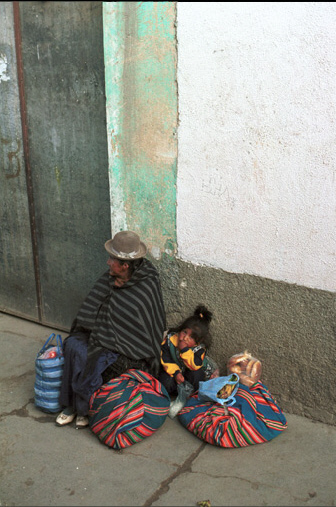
(0, 312, 335, 507)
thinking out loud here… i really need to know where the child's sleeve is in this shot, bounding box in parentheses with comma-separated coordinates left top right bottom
(160, 335, 181, 377)
(179, 346, 206, 371)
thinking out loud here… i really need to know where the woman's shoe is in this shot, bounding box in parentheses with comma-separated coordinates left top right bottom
(55, 411, 76, 426)
(75, 416, 89, 429)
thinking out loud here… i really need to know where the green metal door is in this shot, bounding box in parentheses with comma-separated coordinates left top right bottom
(0, 2, 111, 330)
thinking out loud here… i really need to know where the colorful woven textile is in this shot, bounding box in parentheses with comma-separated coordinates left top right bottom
(178, 381, 287, 447)
(88, 369, 170, 449)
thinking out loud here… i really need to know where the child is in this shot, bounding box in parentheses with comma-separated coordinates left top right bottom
(158, 305, 213, 396)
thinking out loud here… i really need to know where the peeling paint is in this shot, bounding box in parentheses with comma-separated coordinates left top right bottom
(103, 1, 177, 250)
(0, 53, 10, 82)
(103, 2, 128, 233)
(150, 245, 161, 259)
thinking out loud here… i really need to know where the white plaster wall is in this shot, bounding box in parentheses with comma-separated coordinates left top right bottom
(176, 2, 336, 293)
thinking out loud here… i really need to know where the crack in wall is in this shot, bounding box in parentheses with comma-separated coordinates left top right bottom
(142, 441, 206, 506)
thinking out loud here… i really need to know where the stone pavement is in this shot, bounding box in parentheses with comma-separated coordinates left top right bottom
(0, 312, 335, 507)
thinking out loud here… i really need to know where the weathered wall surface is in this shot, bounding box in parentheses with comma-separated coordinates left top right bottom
(170, 2, 336, 425)
(177, 2, 336, 293)
(103, 2, 335, 425)
(103, 2, 177, 257)
(157, 258, 336, 425)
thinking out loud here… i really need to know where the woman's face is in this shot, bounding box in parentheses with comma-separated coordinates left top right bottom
(107, 256, 125, 277)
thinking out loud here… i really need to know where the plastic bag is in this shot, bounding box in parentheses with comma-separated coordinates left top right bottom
(227, 350, 262, 387)
(38, 346, 64, 360)
(34, 333, 64, 413)
(203, 355, 220, 380)
(168, 380, 194, 418)
(198, 373, 239, 406)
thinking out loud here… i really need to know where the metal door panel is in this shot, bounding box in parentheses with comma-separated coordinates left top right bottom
(19, 1, 111, 329)
(0, 1, 111, 330)
(0, 2, 38, 321)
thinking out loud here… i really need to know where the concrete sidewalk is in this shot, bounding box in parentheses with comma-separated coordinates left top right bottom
(0, 312, 335, 507)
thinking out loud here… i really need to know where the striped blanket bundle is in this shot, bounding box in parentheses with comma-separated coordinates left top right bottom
(88, 369, 170, 450)
(178, 381, 287, 447)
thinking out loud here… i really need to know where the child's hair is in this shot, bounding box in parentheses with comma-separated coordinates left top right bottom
(170, 305, 213, 348)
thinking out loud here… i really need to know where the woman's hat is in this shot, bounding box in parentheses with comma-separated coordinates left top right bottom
(104, 231, 147, 260)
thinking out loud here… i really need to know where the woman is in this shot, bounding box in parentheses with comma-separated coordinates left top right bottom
(56, 230, 166, 429)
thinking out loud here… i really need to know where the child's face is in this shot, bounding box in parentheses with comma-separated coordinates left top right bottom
(178, 328, 197, 349)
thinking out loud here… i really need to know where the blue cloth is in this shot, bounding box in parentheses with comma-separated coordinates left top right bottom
(59, 333, 118, 416)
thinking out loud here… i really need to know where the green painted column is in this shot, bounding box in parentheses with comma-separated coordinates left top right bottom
(102, 1, 177, 259)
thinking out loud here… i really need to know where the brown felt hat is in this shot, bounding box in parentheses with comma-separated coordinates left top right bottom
(104, 231, 147, 260)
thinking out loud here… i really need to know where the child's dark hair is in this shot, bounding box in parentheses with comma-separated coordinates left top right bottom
(170, 305, 213, 348)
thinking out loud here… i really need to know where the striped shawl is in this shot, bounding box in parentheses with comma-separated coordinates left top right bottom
(72, 258, 166, 375)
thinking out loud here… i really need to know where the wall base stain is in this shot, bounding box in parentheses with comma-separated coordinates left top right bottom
(155, 255, 336, 426)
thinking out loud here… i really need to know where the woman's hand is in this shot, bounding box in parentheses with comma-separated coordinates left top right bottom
(175, 372, 185, 384)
